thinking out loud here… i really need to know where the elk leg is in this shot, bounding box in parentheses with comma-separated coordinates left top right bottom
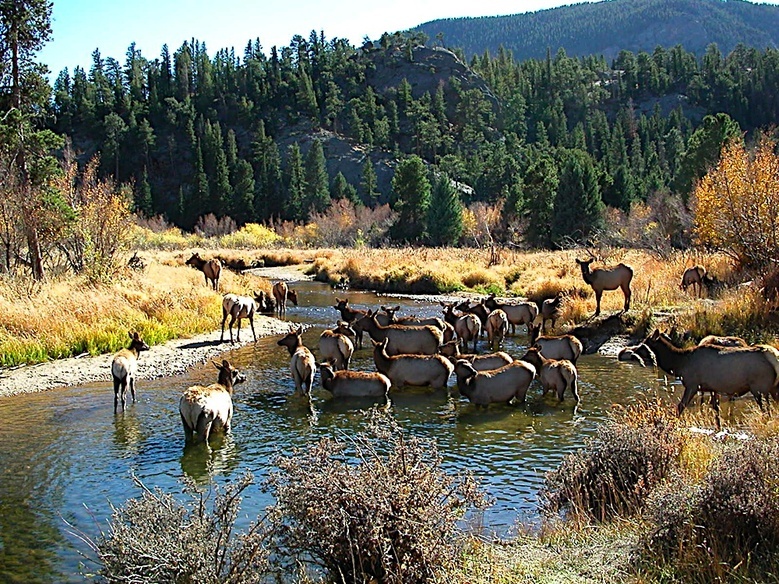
(594, 291, 602, 316)
(249, 315, 257, 342)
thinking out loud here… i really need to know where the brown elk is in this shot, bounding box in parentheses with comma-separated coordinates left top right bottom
(453, 359, 536, 407)
(372, 338, 453, 390)
(179, 359, 246, 443)
(698, 334, 748, 348)
(186, 252, 222, 291)
(540, 293, 564, 333)
(528, 322, 583, 364)
(220, 292, 264, 344)
(643, 329, 779, 426)
(319, 321, 355, 371)
(520, 347, 580, 402)
(272, 281, 298, 316)
(680, 265, 706, 297)
(379, 305, 454, 343)
(111, 331, 150, 412)
(333, 297, 369, 347)
(277, 327, 316, 395)
(485, 308, 509, 349)
(455, 299, 489, 336)
(318, 361, 391, 398)
(355, 310, 443, 356)
(438, 339, 513, 371)
(575, 257, 633, 317)
(441, 301, 481, 352)
(483, 294, 538, 335)
(617, 343, 656, 367)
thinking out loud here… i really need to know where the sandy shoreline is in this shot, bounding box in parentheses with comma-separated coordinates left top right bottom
(0, 265, 311, 399)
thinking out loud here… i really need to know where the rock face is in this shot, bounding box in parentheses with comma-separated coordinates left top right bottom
(274, 45, 499, 203)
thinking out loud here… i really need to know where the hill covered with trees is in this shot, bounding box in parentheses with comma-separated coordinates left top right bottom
(414, 0, 779, 61)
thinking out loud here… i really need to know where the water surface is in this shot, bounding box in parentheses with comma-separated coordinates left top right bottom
(0, 280, 692, 582)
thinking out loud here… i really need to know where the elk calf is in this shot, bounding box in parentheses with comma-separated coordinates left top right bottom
(179, 359, 246, 443)
(680, 265, 707, 298)
(319, 321, 355, 371)
(111, 331, 150, 412)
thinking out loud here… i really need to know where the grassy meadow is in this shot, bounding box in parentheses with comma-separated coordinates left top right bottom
(0, 238, 776, 367)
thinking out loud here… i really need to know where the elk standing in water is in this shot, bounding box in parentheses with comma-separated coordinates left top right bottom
(111, 331, 150, 412)
(186, 252, 222, 290)
(272, 281, 298, 316)
(179, 359, 246, 444)
(277, 327, 316, 395)
(575, 257, 633, 317)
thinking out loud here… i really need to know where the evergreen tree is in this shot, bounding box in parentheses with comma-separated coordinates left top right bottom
(229, 159, 255, 224)
(522, 153, 558, 248)
(303, 140, 330, 216)
(135, 167, 154, 217)
(202, 120, 230, 215)
(390, 155, 431, 242)
(360, 159, 379, 205)
(285, 142, 305, 220)
(331, 171, 360, 205)
(426, 174, 463, 246)
(552, 149, 604, 245)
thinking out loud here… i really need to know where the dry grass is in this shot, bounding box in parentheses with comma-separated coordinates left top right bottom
(0, 252, 277, 367)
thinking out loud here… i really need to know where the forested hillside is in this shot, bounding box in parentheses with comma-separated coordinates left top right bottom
(415, 0, 779, 61)
(44, 20, 779, 249)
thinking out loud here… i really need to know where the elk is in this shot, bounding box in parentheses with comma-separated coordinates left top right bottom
(575, 257, 633, 316)
(528, 323, 583, 364)
(680, 265, 707, 297)
(333, 297, 369, 347)
(372, 338, 453, 390)
(438, 339, 513, 371)
(319, 321, 355, 371)
(379, 305, 454, 343)
(355, 310, 442, 356)
(617, 343, 657, 367)
(485, 308, 509, 349)
(441, 301, 481, 352)
(111, 331, 150, 413)
(179, 359, 246, 444)
(643, 329, 779, 425)
(220, 292, 263, 344)
(455, 299, 489, 335)
(186, 252, 222, 291)
(540, 293, 564, 333)
(453, 359, 536, 407)
(272, 281, 298, 315)
(483, 294, 538, 335)
(277, 327, 316, 395)
(318, 361, 391, 398)
(698, 335, 748, 348)
(520, 347, 580, 402)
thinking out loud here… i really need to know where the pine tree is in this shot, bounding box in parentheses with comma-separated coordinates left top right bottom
(285, 142, 305, 220)
(552, 149, 604, 245)
(360, 159, 379, 205)
(331, 172, 360, 205)
(390, 155, 431, 242)
(303, 140, 330, 216)
(426, 174, 463, 246)
(135, 167, 154, 217)
(229, 159, 255, 224)
(522, 153, 558, 248)
(202, 120, 230, 216)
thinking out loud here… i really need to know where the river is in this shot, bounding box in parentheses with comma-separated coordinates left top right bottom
(0, 278, 683, 583)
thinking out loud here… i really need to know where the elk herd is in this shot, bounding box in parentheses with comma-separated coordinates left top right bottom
(111, 252, 779, 447)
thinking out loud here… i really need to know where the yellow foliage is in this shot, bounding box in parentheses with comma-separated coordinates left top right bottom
(218, 223, 279, 248)
(692, 134, 779, 267)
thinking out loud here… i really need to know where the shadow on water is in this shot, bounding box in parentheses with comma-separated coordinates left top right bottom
(0, 276, 687, 582)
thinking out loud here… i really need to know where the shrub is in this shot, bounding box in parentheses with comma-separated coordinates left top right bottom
(88, 473, 270, 583)
(540, 400, 683, 523)
(642, 436, 779, 582)
(265, 409, 487, 584)
(218, 223, 280, 249)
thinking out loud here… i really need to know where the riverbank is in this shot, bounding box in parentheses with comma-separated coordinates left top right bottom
(0, 262, 312, 399)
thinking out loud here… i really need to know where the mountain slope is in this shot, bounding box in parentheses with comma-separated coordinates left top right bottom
(414, 0, 779, 61)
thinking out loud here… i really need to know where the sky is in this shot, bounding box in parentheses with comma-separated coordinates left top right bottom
(39, 0, 581, 78)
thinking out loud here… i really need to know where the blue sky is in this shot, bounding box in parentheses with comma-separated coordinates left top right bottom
(39, 0, 588, 78)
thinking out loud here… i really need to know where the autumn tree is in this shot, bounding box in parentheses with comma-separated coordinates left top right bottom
(692, 134, 779, 269)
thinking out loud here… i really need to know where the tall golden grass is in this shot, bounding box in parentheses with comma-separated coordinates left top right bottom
(0, 252, 274, 367)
